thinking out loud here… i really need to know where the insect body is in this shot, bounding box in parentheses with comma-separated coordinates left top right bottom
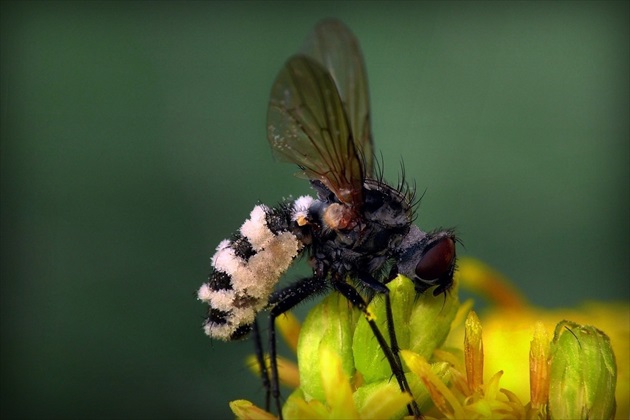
(198, 19, 457, 418)
(197, 201, 306, 340)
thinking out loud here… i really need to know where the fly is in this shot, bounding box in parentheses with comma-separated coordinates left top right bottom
(198, 19, 457, 419)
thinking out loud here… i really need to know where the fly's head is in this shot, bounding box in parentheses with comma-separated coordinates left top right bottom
(396, 225, 457, 296)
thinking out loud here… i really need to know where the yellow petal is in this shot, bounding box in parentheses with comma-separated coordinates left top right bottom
(277, 311, 301, 353)
(320, 347, 360, 419)
(230, 399, 277, 420)
(401, 350, 465, 418)
(282, 388, 329, 419)
(482, 370, 503, 400)
(356, 381, 413, 419)
(456, 257, 528, 309)
(245, 354, 300, 389)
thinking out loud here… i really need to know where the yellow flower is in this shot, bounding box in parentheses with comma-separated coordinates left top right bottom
(239, 335, 416, 419)
(236, 276, 455, 419)
(281, 347, 414, 419)
(402, 310, 527, 419)
(231, 257, 628, 419)
(452, 257, 628, 419)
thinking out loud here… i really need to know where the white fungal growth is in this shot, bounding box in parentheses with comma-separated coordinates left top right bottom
(292, 195, 314, 223)
(206, 289, 236, 312)
(200, 203, 303, 340)
(203, 322, 233, 341)
(240, 205, 274, 251)
(233, 231, 301, 299)
(197, 283, 212, 302)
(212, 243, 243, 277)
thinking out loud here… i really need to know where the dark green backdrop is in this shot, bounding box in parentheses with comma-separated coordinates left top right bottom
(1, 1, 628, 418)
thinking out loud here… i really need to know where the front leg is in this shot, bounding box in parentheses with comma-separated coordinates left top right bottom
(264, 276, 329, 419)
(333, 278, 422, 419)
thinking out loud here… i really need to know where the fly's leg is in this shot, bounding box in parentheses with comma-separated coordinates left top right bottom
(334, 278, 422, 419)
(251, 320, 271, 411)
(265, 276, 328, 419)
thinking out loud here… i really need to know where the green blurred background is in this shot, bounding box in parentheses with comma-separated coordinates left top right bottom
(1, 1, 628, 418)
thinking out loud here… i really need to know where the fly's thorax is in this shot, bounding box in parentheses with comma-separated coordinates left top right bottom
(296, 182, 415, 278)
(362, 179, 413, 228)
(346, 180, 413, 254)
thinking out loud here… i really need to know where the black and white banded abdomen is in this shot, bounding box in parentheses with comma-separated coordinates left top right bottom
(197, 196, 313, 340)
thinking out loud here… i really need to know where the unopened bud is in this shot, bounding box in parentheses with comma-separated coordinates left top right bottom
(297, 291, 360, 401)
(548, 320, 617, 419)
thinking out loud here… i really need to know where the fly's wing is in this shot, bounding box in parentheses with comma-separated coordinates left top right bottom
(301, 19, 374, 176)
(267, 54, 364, 209)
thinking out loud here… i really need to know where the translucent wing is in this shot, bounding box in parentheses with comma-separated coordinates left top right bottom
(267, 54, 364, 209)
(301, 19, 374, 176)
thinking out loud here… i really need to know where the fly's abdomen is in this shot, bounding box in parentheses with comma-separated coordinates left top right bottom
(197, 198, 313, 340)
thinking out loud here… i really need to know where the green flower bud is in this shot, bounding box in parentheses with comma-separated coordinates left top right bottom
(353, 275, 459, 383)
(549, 320, 617, 419)
(297, 291, 361, 402)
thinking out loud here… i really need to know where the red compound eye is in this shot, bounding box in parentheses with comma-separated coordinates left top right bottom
(415, 237, 455, 280)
